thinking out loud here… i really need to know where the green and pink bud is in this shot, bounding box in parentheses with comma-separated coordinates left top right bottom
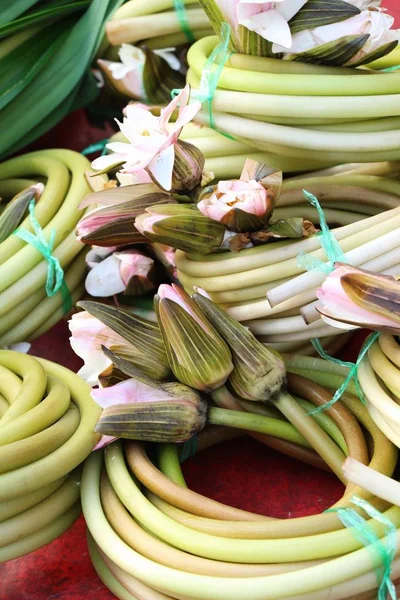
(154, 284, 233, 391)
(85, 249, 156, 298)
(197, 159, 282, 232)
(93, 378, 208, 447)
(317, 263, 400, 334)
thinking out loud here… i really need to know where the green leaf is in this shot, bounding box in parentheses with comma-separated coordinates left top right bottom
(0, 0, 40, 27)
(0, 22, 67, 110)
(2, 70, 98, 157)
(0, 0, 114, 158)
(0, 1, 91, 40)
(289, 0, 361, 34)
(291, 34, 370, 66)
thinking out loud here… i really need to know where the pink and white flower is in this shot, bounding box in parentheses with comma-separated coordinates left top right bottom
(317, 263, 400, 334)
(273, 9, 399, 64)
(91, 85, 201, 191)
(237, 0, 308, 49)
(69, 311, 133, 386)
(197, 179, 271, 223)
(85, 249, 154, 298)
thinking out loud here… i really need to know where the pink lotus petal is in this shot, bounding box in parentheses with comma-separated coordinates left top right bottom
(158, 283, 210, 332)
(91, 378, 171, 410)
(93, 434, 116, 451)
(85, 255, 126, 297)
(92, 152, 126, 171)
(147, 145, 175, 191)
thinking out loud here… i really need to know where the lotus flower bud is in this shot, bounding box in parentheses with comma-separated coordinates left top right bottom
(76, 185, 175, 247)
(274, 8, 399, 67)
(193, 291, 286, 402)
(316, 262, 400, 334)
(75, 301, 171, 381)
(94, 378, 208, 444)
(90, 85, 201, 191)
(170, 140, 205, 193)
(154, 284, 233, 392)
(85, 249, 156, 298)
(135, 204, 227, 254)
(197, 160, 282, 232)
(98, 44, 182, 104)
(0, 183, 44, 243)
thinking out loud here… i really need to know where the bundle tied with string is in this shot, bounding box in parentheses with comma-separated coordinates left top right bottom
(184, 16, 400, 171)
(173, 21, 235, 139)
(14, 200, 72, 315)
(0, 149, 93, 346)
(175, 169, 400, 354)
(328, 496, 397, 600)
(296, 190, 381, 414)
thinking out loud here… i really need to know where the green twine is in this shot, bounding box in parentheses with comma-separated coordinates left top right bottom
(173, 0, 195, 43)
(14, 200, 72, 314)
(328, 496, 397, 600)
(381, 65, 400, 72)
(297, 189, 374, 414)
(179, 435, 198, 463)
(309, 333, 380, 414)
(172, 22, 235, 139)
(297, 190, 348, 273)
(82, 138, 109, 156)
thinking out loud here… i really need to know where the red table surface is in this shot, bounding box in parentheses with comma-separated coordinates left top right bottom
(2, 4, 400, 596)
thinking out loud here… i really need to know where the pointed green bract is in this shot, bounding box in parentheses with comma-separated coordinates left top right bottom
(138, 203, 227, 254)
(0, 185, 40, 243)
(290, 34, 369, 66)
(78, 301, 171, 381)
(289, 0, 361, 34)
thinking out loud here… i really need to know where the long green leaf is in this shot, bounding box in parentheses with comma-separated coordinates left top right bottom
(0, 23, 68, 110)
(0, 1, 91, 40)
(4, 71, 99, 157)
(0, 0, 40, 27)
(0, 0, 113, 158)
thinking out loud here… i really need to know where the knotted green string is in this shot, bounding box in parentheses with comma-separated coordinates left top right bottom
(297, 189, 376, 413)
(381, 65, 400, 72)
(82, 138, 109, 156)
(310, 333, 380, 414)
(14, 200, 72, 314)
(173, 0, 195, 43)
(328, 496, 397, 600)
(297, 190, 348, 273)
(179, 435, 198, 463)
(172, 22, 235, 139)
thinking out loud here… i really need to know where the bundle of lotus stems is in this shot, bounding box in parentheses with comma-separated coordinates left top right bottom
(0, 351, 101, 562)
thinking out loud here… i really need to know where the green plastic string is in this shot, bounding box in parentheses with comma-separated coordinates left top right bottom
(172, 22, 235, 139)
(14, 200, 72, 313)
(297, 190, 348, 273)
(82, 138, 109, 156)
(296, 189, 374, 414)
(329, 496, 397, 600)
(173, 0, 195, 43)
(179, 435, 198, 463)
(309, 333, 380, 414)
(381, 65, 400, 72)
